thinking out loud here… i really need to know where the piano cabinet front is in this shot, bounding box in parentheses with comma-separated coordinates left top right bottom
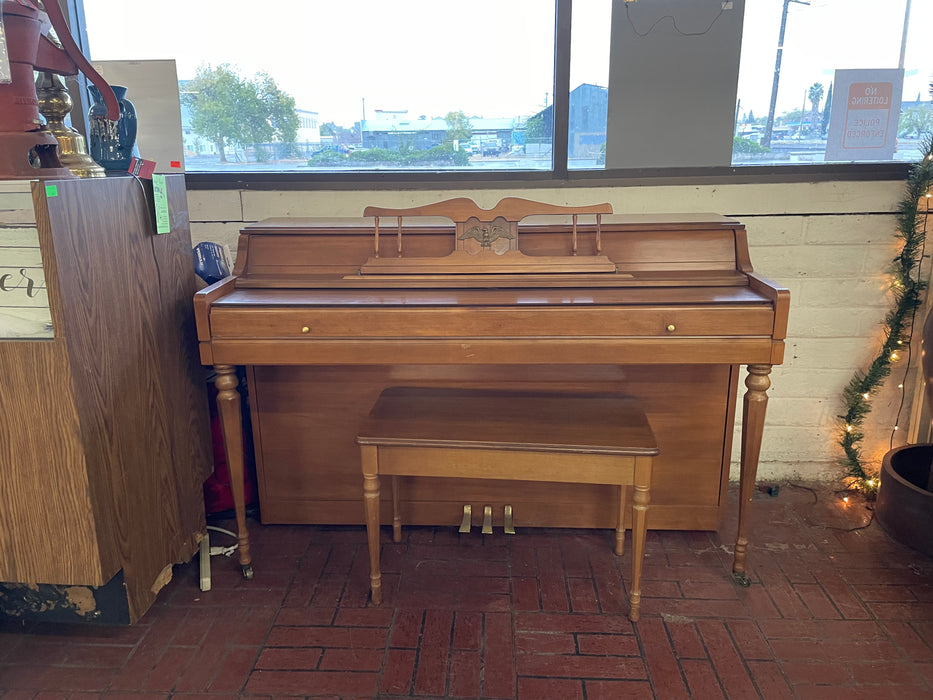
(245, 363, 739, 532)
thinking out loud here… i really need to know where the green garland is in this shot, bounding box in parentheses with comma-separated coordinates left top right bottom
(839, 135, 933, 495)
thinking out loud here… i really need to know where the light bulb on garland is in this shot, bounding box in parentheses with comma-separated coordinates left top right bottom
(838, 134, 933, 498)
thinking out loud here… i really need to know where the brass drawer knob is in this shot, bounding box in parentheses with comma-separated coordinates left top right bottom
(666, 324, 676, 332)
(301, 326, 310, 334)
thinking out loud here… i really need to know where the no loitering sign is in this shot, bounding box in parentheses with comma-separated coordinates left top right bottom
(825, 69, 904, 162)
(843, 82, 894, 149)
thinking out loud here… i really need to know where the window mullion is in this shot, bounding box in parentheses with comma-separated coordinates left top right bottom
(552, 0, 572, 178)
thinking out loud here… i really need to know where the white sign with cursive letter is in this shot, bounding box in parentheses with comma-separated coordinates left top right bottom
(0, 182, 53, 339)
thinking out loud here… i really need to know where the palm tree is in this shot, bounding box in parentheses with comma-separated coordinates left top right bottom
(808, 82, 824, 135)
(821, 83, 833, 137)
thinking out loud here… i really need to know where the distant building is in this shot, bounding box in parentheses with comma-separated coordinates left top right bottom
(530, 83, 608, 158)
(296, 109, 321, 142)
(295, 108, 322, 155)
(360, 112, 445, 150)
(468, 117, 517, 154)
(360, 110, 517, 152)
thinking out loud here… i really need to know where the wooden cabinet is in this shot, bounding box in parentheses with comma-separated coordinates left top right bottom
(0, 176, 212, 624)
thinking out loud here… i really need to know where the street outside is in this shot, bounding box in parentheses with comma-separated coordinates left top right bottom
(181, 138, 929, 172)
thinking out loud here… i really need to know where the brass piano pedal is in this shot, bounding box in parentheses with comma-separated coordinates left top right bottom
(503, 505, 516, 534)
(482, 505, 493, 534)
(459, 504, 472, 533)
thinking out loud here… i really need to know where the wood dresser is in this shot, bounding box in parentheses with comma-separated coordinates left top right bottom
(0, 176, 212, 624)
(194, 198, 789, 584)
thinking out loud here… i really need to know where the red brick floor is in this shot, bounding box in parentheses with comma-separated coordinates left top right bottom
(1, 485, 932, 699)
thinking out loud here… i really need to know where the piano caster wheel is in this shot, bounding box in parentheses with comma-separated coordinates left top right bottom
(241, 564, 254, 580)
(732, 571, 751, 587)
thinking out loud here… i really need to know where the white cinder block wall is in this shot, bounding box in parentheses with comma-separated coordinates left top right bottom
(186, 178, 924, 482)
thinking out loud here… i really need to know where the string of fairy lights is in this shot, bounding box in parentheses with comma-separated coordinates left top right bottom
(838, 135, 933, 496)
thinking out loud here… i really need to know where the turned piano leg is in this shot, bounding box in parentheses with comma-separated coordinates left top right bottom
(733, 364, 772, 587)
(214, 364, 253, 579)
(361, 445, 382, 605)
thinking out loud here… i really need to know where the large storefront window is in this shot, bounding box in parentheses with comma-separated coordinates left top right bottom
(79, 0, 931, 174)
(734, 0, 930, 165)
(82, 0, 555, 172)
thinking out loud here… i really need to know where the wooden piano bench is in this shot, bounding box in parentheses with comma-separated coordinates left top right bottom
(357, 386, 659, 622)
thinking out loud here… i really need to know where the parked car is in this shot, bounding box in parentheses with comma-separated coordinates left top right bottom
(482, 141, 500, 156)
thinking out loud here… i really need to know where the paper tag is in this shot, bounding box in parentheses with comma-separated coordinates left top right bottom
(152, 174, 171, 234)
(128, 156, 157, 179)
(45, 185, 58, 198)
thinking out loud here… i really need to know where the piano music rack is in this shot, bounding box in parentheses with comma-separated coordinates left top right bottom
(358, 197, 617, 276)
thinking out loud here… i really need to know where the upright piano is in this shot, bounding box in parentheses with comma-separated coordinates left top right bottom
(194, 198, 789, 584)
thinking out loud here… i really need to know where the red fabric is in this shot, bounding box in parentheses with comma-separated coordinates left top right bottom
(203, 382, 257, 515)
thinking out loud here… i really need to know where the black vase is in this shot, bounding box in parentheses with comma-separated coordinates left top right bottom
(87, 85, 139, 173)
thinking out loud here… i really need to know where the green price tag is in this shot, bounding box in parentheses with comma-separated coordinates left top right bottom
(45, 184, 58, 198)
(152, 174, 170, 234)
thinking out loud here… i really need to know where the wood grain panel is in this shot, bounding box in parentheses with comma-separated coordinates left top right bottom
(249, 364, 734, 529)
(210, 337, 778, 367)
(210, 306, 775, 339)
(0, 342, 102, 583)
(10, 176, 212, 621)
(0, 183, 102, 585)
(214, 285, 770, 307)
(154, 180, 213, 549)
(44, 178, 159, 586)
(236, 220, 742, 277)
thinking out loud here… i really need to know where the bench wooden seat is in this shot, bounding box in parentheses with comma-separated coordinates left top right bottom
(357, 386, 658, 621)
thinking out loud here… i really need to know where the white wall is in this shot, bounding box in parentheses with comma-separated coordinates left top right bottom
(186, 179, 920, 482)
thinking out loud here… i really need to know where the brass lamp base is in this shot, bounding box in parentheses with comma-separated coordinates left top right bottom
(36, 72, 105, 178)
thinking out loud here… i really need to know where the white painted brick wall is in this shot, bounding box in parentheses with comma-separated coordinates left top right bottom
(186, 178, 924, 483)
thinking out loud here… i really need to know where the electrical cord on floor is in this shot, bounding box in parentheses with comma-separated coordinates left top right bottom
(784, 481, 875, 533)
(785, 481, 818, 503)
(206, 525, 239, 557)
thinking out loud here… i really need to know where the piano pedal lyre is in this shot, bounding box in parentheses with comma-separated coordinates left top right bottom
(459, 504, 472, 534)
(482, 505, 493, 534)
(504, 504, 516, 535)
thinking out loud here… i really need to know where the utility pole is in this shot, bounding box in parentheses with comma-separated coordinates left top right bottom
(762, 0, 809, 149)
(898, 0, 912, 69)
(800, 89, 808, 137)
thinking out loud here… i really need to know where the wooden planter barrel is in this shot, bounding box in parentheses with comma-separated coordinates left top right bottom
(876, 444, 933, 557)
(876, 304, 933, 555)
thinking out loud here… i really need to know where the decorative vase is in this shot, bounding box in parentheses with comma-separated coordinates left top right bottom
(87, 84, 138, 173)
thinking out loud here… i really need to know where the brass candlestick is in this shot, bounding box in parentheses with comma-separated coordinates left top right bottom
(35, 71, 105, 178)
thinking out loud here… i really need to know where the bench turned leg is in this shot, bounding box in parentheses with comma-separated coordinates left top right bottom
(392, 475, 401, 543)
(361, 445, 382, 605)
(629, 456, 652, 622)
(615, 485, 626, 557)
